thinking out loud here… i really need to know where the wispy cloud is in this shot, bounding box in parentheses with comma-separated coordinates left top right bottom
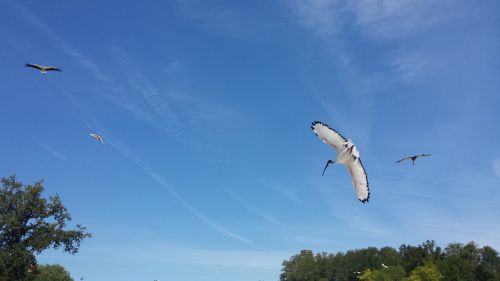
(40, 143, 67, 162)
(287, 0, 464, 85)
(288, 0, 459, 39)
(288, 0, 349, 37)
(107, 138, 253, 245)
(351, 0, 455, 39)
(493, 158, 500, 178)
(175, 1, 266, 39)
(168, 92, 242, 135)
(111, 46, 183, 136)
(257, 178, 303, 207)
(222, 188, 278, 223)
(9, 1, 111, 82)
(56, 84, 251, 245)
(390, 50, 430, 83)
(110, 46, 242, 139)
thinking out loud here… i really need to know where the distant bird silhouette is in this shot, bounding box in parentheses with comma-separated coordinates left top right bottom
(89, 133, 104, 144)
(25, 63, 61, 74)
(382, 263, 389, 269)
(311, 121, 369, 203)
(396, 154, 431, 165)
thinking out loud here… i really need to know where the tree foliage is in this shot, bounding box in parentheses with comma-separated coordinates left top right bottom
(280, 241, 500, 281)
(404, 263, 443, 281)
(0, 175, 91, 281)
(33, 264, 73, 281)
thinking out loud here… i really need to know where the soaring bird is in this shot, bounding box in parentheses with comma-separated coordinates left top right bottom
(25, 63, 61, 74)
(89, 133, 104, 144)
(311, 121, 369, 203)
(396, 153, 431, 165)
(381, 263, 389, 269)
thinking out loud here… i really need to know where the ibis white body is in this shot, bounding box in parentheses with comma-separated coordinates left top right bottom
(311, 121, 370, 203)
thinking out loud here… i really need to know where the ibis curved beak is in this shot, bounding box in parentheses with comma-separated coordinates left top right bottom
(322, 160, 335, 176)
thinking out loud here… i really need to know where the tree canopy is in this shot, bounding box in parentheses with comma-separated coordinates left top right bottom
(0, 175, 91, 281)
(280, 241, 500, 281)
(33, 264, 73, 281)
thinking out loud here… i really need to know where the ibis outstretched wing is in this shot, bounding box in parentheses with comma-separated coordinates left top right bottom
(311, 121, 348, 155)
(25, 63, 43, 70)
(396, 156, 412, 163)
(89, 133, 104, 144)
(45, 66, 61, 72)
(345, 156, 370, 203)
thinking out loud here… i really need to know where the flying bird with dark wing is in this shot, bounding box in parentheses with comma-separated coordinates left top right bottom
(25, 63, 61, 74)
(311, 121, 370, 203)
(396, 153, 431, 165)
(89, 133, 104, 144)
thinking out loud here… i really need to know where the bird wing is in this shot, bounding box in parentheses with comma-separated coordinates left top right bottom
(45, 66, 61, 72)
(311, 121, 348, 155)
(25, 63, 43, 70)
(344, 156, 369, 203)
(396, 156, 412, 163)
(417, 153, 431, 157)
(89, 133, 103, 143)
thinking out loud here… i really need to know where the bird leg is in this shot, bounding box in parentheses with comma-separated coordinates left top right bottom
(322, 160, 335, 176)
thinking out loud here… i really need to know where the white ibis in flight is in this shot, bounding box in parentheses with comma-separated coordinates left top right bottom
(89, 133, 104, 144)
(311, 121, 370, 203)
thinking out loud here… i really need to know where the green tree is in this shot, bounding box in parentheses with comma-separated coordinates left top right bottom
(0, 176, 91, 281)
(280, 250, 320, 281)
(33, 264, 73, 281)
(358, 266, 406, 281)
(475, 246, 500, 281)
(358, 269, 375, 281)
(404, 263, 443, 281)
(441, 242, 479, 281)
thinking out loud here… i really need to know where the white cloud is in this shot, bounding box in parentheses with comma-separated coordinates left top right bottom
(288, 0, 348, 36)
(287, 0, 464, 85)
(352, 0, 451, 39)
(288, 0, 459, 39)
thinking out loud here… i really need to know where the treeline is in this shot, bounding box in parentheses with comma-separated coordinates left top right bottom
(280, 240, 500, 281)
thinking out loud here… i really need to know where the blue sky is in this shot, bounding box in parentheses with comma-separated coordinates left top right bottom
(1, 0, 499, 280)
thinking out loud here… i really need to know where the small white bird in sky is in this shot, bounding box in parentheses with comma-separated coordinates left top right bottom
(25, 63, 61, 74)
(89, 133, 104, 144)
(396, 153, 431, 165)
(382, 263, 389, 269)
(311, 121, 370, 203)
